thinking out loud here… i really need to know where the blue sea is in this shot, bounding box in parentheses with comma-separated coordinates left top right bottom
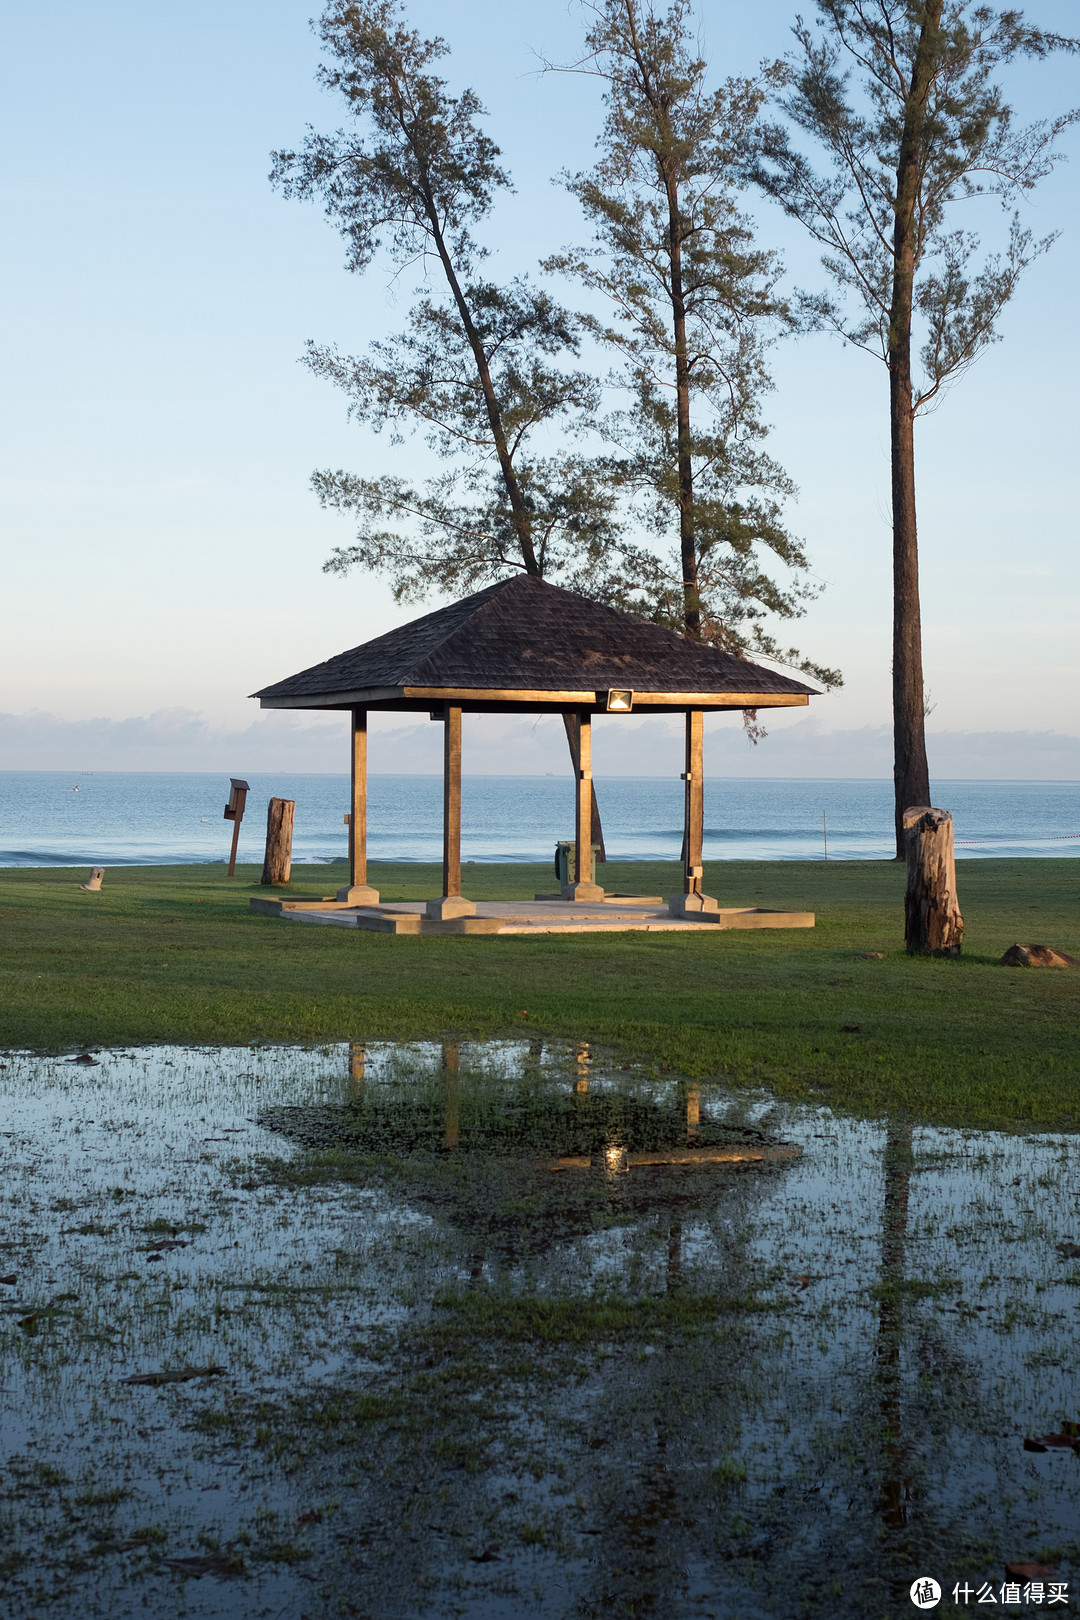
(1, 771, 1077, 867)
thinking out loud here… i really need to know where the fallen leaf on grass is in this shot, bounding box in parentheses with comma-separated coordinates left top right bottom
(0, 1274, 16, 1285)
(840, 1025, 862, 1034)
(146, 1253, 164, 1263)
(146, 1240, 189, 1252)
(297, 1509, 322, 1525)
(470, 1547, 502, 1563)
(119, 1366, 226, 1386)
(160, 1552, 242, 1578)
(856, 952, 885, 960)
(1023, 1438, 1048, 1452)
(1006, 1563, 1059, 1579)
(16, 1313, 38, 1330)
(795, 1275, 811, 1291)
(1057, 1242, 1080, 1259)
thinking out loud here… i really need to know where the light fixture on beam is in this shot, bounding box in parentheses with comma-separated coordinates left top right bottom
(606, 689, 634, 712)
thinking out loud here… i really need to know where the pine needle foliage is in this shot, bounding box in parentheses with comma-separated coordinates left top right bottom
(545, 0, 842, 689)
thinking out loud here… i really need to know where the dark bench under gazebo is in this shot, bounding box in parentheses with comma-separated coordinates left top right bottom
(252, 575, 819, 935)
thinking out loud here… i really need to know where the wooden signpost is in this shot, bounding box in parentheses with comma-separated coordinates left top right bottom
(223, 778, 249, 877)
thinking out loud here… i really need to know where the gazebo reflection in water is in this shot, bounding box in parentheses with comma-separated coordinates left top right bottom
(251, 575, 820, 935)
(333, 1038, 800, 1174)
(263, 1037, 803, 1275)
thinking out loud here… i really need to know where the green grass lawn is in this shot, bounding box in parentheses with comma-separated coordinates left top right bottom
(1, 857, 1077, 1128)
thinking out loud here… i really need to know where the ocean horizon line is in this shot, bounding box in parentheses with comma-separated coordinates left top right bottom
(3, 769, 1078, 785)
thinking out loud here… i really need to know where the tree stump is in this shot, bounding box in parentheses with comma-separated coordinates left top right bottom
(261, 798, 295, 887)
(903, 806, 963, 956)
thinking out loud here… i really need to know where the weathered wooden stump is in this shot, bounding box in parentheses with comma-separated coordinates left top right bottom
(261, 798, 295, 887)
(903, 805, 964, 957)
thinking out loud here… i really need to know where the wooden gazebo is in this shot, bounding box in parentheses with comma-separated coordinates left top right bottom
(253, 575, 817, 921)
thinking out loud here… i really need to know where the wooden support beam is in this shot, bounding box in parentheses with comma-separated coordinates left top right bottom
(350, 709, 367, 887)
(668, 709, 718, 916)
(562, 710, 604, 900)
(444, 703, 462, 897)
(427, 705, 474, 919)
(562, 712, 606, 861)
(337, 708, 379, 904)
(260, 687, 812, 713)
(575, 709, 591, 886)
(684, 708, 704, 896)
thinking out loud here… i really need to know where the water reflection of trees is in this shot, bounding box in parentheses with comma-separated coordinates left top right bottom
(694, 1120, 1013, 1619)
(259, 1040, 801, 1616)
(258, 1051, 1079, 1616)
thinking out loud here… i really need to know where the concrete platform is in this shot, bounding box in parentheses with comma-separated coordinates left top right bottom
(250, 895, 814, 935)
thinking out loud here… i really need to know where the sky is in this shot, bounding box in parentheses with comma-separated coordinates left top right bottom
(1, 0, 1077, 778)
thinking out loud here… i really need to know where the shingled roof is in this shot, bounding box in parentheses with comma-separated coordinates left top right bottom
(254, 575, 817, 711)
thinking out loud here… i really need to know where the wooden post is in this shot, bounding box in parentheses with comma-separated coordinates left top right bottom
(903, 805, 964, 956)
(350, 709, 365, 886)
(562, 712, 606, 862)
(668, 710, 717, 915)
(261, 797, 295, 886)
(426, 705, 474, 919)
(337, 708, 379, 905)
(684, 708, 704, 897)
(223, 778, 249, 878)
(575, 710, 591, 886)
(444, 703, 461, 899)
(561, 709, 604, 901)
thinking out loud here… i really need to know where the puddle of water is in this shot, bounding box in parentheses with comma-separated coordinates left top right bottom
(2, 1042, 1080, 1618)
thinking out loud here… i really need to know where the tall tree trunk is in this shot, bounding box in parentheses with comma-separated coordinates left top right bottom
(889, 370, 930, 858)
(887, 2, 939, 856)
(665, 177, 700, 640)
(413, 163, 541, 579)
(620, 0, 699, 640)
(414, 164, 602, 835)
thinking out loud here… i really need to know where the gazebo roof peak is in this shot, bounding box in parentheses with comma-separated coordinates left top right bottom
(253, 573, 819, 714)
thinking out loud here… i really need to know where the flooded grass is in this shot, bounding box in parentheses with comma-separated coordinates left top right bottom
(2, 857, 1078, 1127)
(3, 1041, 1080, 1616)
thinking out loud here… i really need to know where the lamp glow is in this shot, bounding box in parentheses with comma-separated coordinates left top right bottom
(606, 689, 634, 712)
